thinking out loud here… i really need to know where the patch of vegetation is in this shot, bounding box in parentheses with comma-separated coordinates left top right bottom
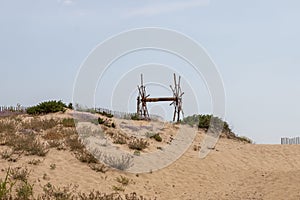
(5, 133, 48, 157)
(101, 154, 133, 171)
(112, 185, 125, 192)
(22, 118, 58, 131)
(130, 114, 140, 120)
(40, 183, 76, 200)
(50, 164, 56, 170)
(116, 176, 129, 186)
(16, 181, 34, 200)
(128, 138, 149, 151)
(66, 136, 85, 152)
(75, 150, 98, 164)
(28, 159, 41, 165)
(112, 134, 127, 145)
(133, 150, 140, 156)
(236, 135, 253, 144)
(0, 168, 13, 199)
(26, 100, 66, 115)
(62, 118, 75, 127)
(67, 103, 73, 110)
(9, 167, 31, 182)
(98, 117, 105, 124)
(88, 163, 108, 173)
(149, 133, 162, 142)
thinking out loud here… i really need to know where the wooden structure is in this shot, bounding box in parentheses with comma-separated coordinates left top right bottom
(136, 73, 184, 122)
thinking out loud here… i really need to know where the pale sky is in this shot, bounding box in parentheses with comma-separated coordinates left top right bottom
(1, 0, 300, 144)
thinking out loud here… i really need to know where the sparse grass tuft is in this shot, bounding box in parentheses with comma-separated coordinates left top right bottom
(89, 163, 108, 173)
(112, 185, 125, 192)
(102, 154, 133, 171)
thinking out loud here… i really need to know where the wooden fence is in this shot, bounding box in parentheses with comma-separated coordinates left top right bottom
(281, 137, 300, 144)
(0, 106, 27, 112)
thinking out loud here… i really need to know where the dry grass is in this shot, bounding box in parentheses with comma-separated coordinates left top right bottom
(128, 138, 149, 151)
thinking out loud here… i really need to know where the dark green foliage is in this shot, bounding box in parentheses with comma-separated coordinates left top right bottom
(67, 103, 73, 110)
(182, 114, 231, 133)
(111, 123, 116, 128)
(98, 117, 104, 124)
(150, 134, 162, 142)
(26, 100, 66, 115)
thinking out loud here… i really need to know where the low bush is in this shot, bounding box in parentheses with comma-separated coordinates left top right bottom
(26, 100, 66, 115)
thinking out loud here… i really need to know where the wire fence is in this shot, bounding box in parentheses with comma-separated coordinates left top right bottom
(281, 137, 300, 144)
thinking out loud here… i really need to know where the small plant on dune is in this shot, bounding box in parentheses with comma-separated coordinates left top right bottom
(1, 149, 14, 160)
(112, 185, 125, 192)
(128, 138, 149, 151)
(26, 100, 67, 115)
(116, 176, 129, 186)
(28, 159, 41, 165)
(149, 133, 162, 142)
(133, 150, 140, 156)
(113, 134, 127, 145)
(75, 149, 98, 164)
(50, 164, 56, 170)
(9, 167, 30, 182)
(101, 154, 133, 171)
(98, 117, 105, 125)
(66, 136, 85, 152)
(40, 183, 77, 200)
(88, 163, 108, 173)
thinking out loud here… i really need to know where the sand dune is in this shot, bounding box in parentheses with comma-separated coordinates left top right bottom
(1, 112, 300, 199)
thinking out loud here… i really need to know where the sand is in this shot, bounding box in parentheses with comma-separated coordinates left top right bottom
(1, 111, 300, 199)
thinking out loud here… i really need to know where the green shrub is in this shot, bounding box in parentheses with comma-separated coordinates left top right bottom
(150, 134, 162, 142)
(26, 100, 66, 115)
(98, 117, 105, 124)
(67, 103, 73, 110)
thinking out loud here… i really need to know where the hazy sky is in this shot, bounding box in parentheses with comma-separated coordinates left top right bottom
(1, 0, 300, 144)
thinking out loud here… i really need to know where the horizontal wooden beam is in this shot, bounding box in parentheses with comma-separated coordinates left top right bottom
(143, 97, 176, 102)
